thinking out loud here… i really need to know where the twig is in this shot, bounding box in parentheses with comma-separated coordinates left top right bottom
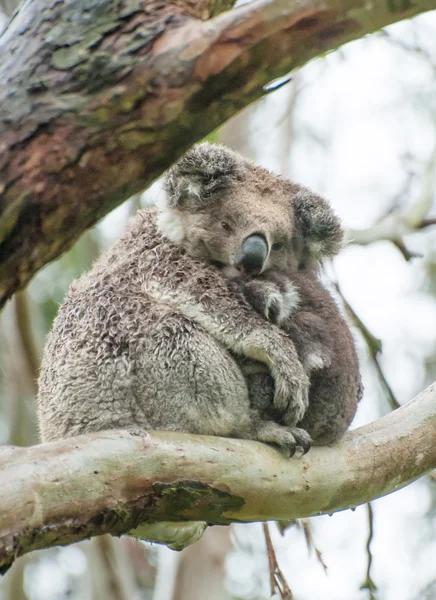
(301, 519, 328, 574)
(264, 523, 277, 597)
(418, 218, 436, 229)
(276, 519, 328, 573)
(263, 522, 294, 599)
(392, 239, 423, 262)
(360, 503, 377, 600)
(333, 281, 401, 410)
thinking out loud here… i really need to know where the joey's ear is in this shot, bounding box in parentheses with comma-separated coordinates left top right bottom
(293, 188, 344, 265)
(163, 142, 241, 208)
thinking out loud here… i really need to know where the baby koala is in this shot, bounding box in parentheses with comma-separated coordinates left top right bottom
(228, 267, 362, 446)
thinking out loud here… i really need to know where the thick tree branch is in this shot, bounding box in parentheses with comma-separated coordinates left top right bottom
(0, 382, 435, 574)
(1, 0, 436, 307)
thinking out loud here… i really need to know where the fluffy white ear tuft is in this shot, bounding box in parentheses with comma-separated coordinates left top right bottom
(157, 209, 185, 244)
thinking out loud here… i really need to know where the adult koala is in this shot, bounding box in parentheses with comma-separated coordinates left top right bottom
(38, 143, 357, 458)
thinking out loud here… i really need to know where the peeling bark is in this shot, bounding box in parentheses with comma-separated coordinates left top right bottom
(0, 383, 435, 574)
(1, 0, 436, 306)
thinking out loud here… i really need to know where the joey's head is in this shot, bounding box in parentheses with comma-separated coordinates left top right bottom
(158, 143, 343, 273)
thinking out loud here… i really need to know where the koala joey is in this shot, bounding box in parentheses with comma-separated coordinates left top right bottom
(231, 268, 362, 445)
(38, 143, 359, 458)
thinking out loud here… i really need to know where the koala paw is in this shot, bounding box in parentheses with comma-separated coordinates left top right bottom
(272, 281, 300, 325)
(243, 279, 299, 326)
(272, 362, 309, 425)
(255, 421, 311, 457)
(264, 290, 287, 325)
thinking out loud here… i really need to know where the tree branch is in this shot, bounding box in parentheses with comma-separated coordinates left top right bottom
(1, 0, 436, 306)
(0, 382, 435, 574)
(347, 137, 436, 257)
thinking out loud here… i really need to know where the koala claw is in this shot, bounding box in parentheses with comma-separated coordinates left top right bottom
(255, 420, 311, 457)
(288, 426, 311, 455)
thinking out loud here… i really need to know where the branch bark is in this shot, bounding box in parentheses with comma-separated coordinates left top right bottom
(1, 382, 435, 575)
(1, 0, 436, 307)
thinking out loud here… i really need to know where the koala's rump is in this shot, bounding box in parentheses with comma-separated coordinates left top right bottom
(37, 292, 252, 442)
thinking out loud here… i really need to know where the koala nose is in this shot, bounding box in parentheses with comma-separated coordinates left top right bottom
(234, 234, 268, 275)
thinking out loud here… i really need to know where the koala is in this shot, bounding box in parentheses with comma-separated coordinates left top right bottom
(233, 268, 362, 445)
(37, 143, 357, 458)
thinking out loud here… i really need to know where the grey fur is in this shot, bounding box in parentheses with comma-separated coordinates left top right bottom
(240, 269, 362, 445)
(38, 143, 358, 456)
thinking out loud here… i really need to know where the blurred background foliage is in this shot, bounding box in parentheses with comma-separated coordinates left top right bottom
(1, 3, 436, 600)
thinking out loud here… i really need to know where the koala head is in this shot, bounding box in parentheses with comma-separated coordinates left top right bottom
(158, 143, 343, 273)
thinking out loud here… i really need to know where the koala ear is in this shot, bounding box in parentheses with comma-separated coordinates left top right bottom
(293, 188, 344, 265)
(163, 142, 240, 208)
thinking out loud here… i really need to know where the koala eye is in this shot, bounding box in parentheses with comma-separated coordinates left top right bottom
(221, 221, 232, 232)
(202, 189, 214, 198)
(272, 241, 285, 251)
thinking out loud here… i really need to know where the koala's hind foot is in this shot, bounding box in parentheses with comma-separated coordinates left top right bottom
(252, 418, 311, 457)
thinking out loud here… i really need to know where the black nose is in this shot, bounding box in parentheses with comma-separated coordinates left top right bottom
(234, 234, 268, 274)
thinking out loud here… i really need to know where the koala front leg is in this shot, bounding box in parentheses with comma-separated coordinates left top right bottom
(145, 263, 309, 424)
(244, 372, 311, 455)
(241, 271, 335, 379)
